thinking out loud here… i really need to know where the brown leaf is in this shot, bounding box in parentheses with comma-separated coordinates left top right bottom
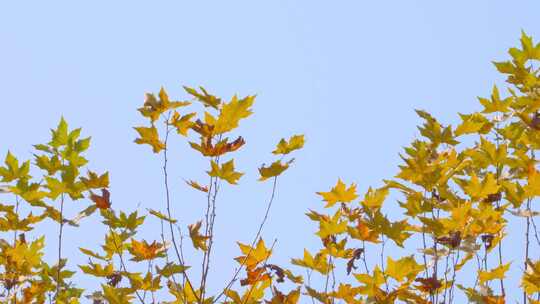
(436, 231, 461, 249)
(415, 276, 442, 293)
(346, 248, 364, 275)
(90, 189, 111, 209)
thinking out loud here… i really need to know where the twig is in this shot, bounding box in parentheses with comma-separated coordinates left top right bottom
(55, 193, 65, 298)
(240, 239, 277, 304)
(161, 113, 200, 304)
(109, 227, 145, 304)
(213, 177, 279, 304)
(525, 198, 532, 304)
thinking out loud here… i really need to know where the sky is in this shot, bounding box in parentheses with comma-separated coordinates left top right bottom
(1, 0, 540, 302)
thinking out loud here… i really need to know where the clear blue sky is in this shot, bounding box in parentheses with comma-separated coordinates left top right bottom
(1, 1, 539, 301)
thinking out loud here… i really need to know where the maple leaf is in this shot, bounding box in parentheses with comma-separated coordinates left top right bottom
(522, 259, 540, 294)
(0, 151, 30, 182)
(456, 172, 500, 201)
(346, 248, 364, 275)
(317, 179, 358, 208)
(90, 189, 111, 209)
(240, 266, 271, 286)
(34, 153, 62, 175)
(316, 210, 347, 239)
(235, 239, 272, 270)
(478, 263, 511, 284)
(191, 118, 215, 138)
(265, 264, 303, 285)
(184, 179, 209, 192)
(258, 160, 291, 181)
(266, 287, 301, 304)
(360, 186, 388, 210)
(49, 117, 69, 148)
(190, 136, 245, 157)
(79, 262, 115, 277)
(212, 94, 255, 134)
(272, 134, 305, 155)
(133, 126, 165, 153)
(386, 255, 423, 282)
(81, 171, 109, 189)
(525, 167, 540, 198)
(348, 220, 380, 243)
(156, 262, 190, 277)
(183, 86, 221, 109)
(436, 231, 462, 249)
(455, 112, 493, 136)
(415, 276, 442, 293)
(128, 239, 165, 261)
(170, 111, 196, 136)
(415, 109, 459, 145)
(330, 284, 363, 304)
(478, 85, 511, 114)
(188, 221, 209, 251)
(137, 87, 190, 122)
(207, 159, 243, 184)
(147, 208, 177, 223)
(354, 265, 386, 296)
(291, 249, 332, 274)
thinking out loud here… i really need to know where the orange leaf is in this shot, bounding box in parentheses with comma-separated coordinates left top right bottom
(90, 189, 111, 209)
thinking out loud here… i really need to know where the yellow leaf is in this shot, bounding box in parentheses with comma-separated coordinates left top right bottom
(522, 260, 540, 294)
(80, 171, 109, 189)
(385, 255, 423, 282)
(170, 111, 196, 136)
(128, 239, 165, 261)
(316, 210, 347, 239)
(354, 266, 386, 296)
(207, 159, 243, 185)
(138, 87, 190, 122)
(133, 126, 165, 153)
(458, 172, 500, 201)
(188, 221, 209, 251)
(147, 208, 177, 223)
(184, 179, 208, 193)
(291, 249, 332, 274)
(361, 187, 388, 210)
(235, 239, 272, 270)
(317, 179, 358, 208)
(525, 168, 540, 198)
(478, 263, 511, 284)
(454, 112, 493, 136)
(183, 86, 221, 109)
(272, 135, 305, 155)
(214, 95, 255, 134)
(258, 160, 291, 181)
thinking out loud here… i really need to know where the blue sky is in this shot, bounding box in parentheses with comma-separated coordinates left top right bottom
(1, 1, 540, 301)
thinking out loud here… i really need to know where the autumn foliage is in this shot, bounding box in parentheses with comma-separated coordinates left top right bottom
(1, 32, 540, 303)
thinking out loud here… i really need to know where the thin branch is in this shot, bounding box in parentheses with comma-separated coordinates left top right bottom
(240, 239, 277, 304)
(109, 227, 145, 304)
(380, 236, 389, 292)
(361, 241, 369, 274)
(201, 152, 222, 302)
(161, 113, 200, 304)
(525, 198, 532, 304)
(55, 193, 65, 299)
(213, 177, 279, 304)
